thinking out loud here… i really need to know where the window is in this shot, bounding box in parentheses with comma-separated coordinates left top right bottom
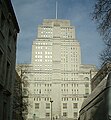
(85, 88, 89, 95)
(47, 97, 50, 101)
(6, 61, 10, 86)
(73, 103, 78, 108)
(0, 12, 5, 31)
(39, 89, 42, 94)
(3, 102, 7, 120)
(36, 98, 41, 101)
(85, 83, 89, 87)
(8, 30, 12, 52)
(63, 103, 67, 109)
(84, 77, 89, 81)
(38, 55, 42, 58)
(39, 59, 42, 62)
(35, 103, 39, 109)
(63, 112, 67, 117)
(74, 112, 78, 118)
(35, 55, 37, 58)
(45, 52, 47, 54)
(0, 49, 3, 68)
(46, 103, 50, 109)
(46, 113, 50, 117)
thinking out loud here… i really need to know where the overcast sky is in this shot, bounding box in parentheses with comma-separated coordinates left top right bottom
(12, 0, 104, 67)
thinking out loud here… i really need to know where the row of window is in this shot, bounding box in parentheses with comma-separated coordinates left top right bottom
(34, 83, 52, 87)
(62, 97, 79, 101)
(34, 68, 52, 70)
(34, 73, 52, 75)
(39, 35, 73, 39)
(33, 78, 52, 81)
(40, 26, 73, 29)
(34, 97, 51, 101)
(35, 64, 52, 67)
(33, 97, 79, 102)
(33, 72, 83, 75)
(61, 89, 78, 92)
(35, 42, 52, 45)
(32, 77, 89, 81)
(35, 51, 52, 54)
(61, 54, 79, 58)
(34, 45, 79, 51)
(35, 59, 52, 62)
(35, 112, 78, 118)
(35, 46, 78, 50)
(34, 67, 79, 71)
(39, 28, 73, 32)
(40, 27, 52, 30)
(34, 56, 78, 61)
(33, 83, 88, 87)
(39, 35, 53, 38)
(63, 103, 78, 109)
(33, 89, 80, 94)
(61, 90, 79, 95)
(35, 55, 52, 59)
(34, 89, 51, 94)
(61, 84, 78, 87)
(40, 31, 53, 34)
(61, 78, 79, 80)
(35, 40, 79, 46)
(35, 103, 78, 109)
(39, 30, 72, 34)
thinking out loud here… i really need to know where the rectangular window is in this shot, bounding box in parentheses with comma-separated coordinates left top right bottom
(74, 112, 78, 118)
(0, 9, 2, 27)
(63, 103, 67, 109)
(3, 102, 7, 120)
(73, 103, 78, 108)
(46, 113, 50, 117)
(6, 61, 10, 86)
(8, 30, 12, 52)
(0, 49, 3, 68)
(46, 103, 50, 109)
(39, 89, 41, 94)
(0, 12, 5, 31)
(63, 112, 67, 117)
(35, 103, 39, 109)
(85, 88, 89, 95)
(85, 83, 89, 87)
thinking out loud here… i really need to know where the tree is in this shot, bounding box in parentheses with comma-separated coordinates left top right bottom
(12, 72, 23, 120)
(92, 0, 111, 65)
(16, 64, 30, 120)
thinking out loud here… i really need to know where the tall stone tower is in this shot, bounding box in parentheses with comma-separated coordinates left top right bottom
(27, 19, 96, 120)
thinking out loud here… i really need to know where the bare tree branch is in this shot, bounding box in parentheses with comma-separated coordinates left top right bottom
(92, 0, 111, 65)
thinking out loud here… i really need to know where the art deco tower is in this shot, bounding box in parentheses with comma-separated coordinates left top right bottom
(32, 19, 81, 71)
(27, 19, 96, 120)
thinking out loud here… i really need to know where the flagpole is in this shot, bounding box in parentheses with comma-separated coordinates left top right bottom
(56, 1, 58, 19)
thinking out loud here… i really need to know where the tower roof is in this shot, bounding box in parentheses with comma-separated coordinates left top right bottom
(42, 19, 71, 27)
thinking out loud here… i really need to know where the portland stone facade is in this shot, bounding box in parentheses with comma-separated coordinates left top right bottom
(23, 19, 97, 120)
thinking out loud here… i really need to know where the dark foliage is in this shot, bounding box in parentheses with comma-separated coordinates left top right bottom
(92, 0, 111, 65)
